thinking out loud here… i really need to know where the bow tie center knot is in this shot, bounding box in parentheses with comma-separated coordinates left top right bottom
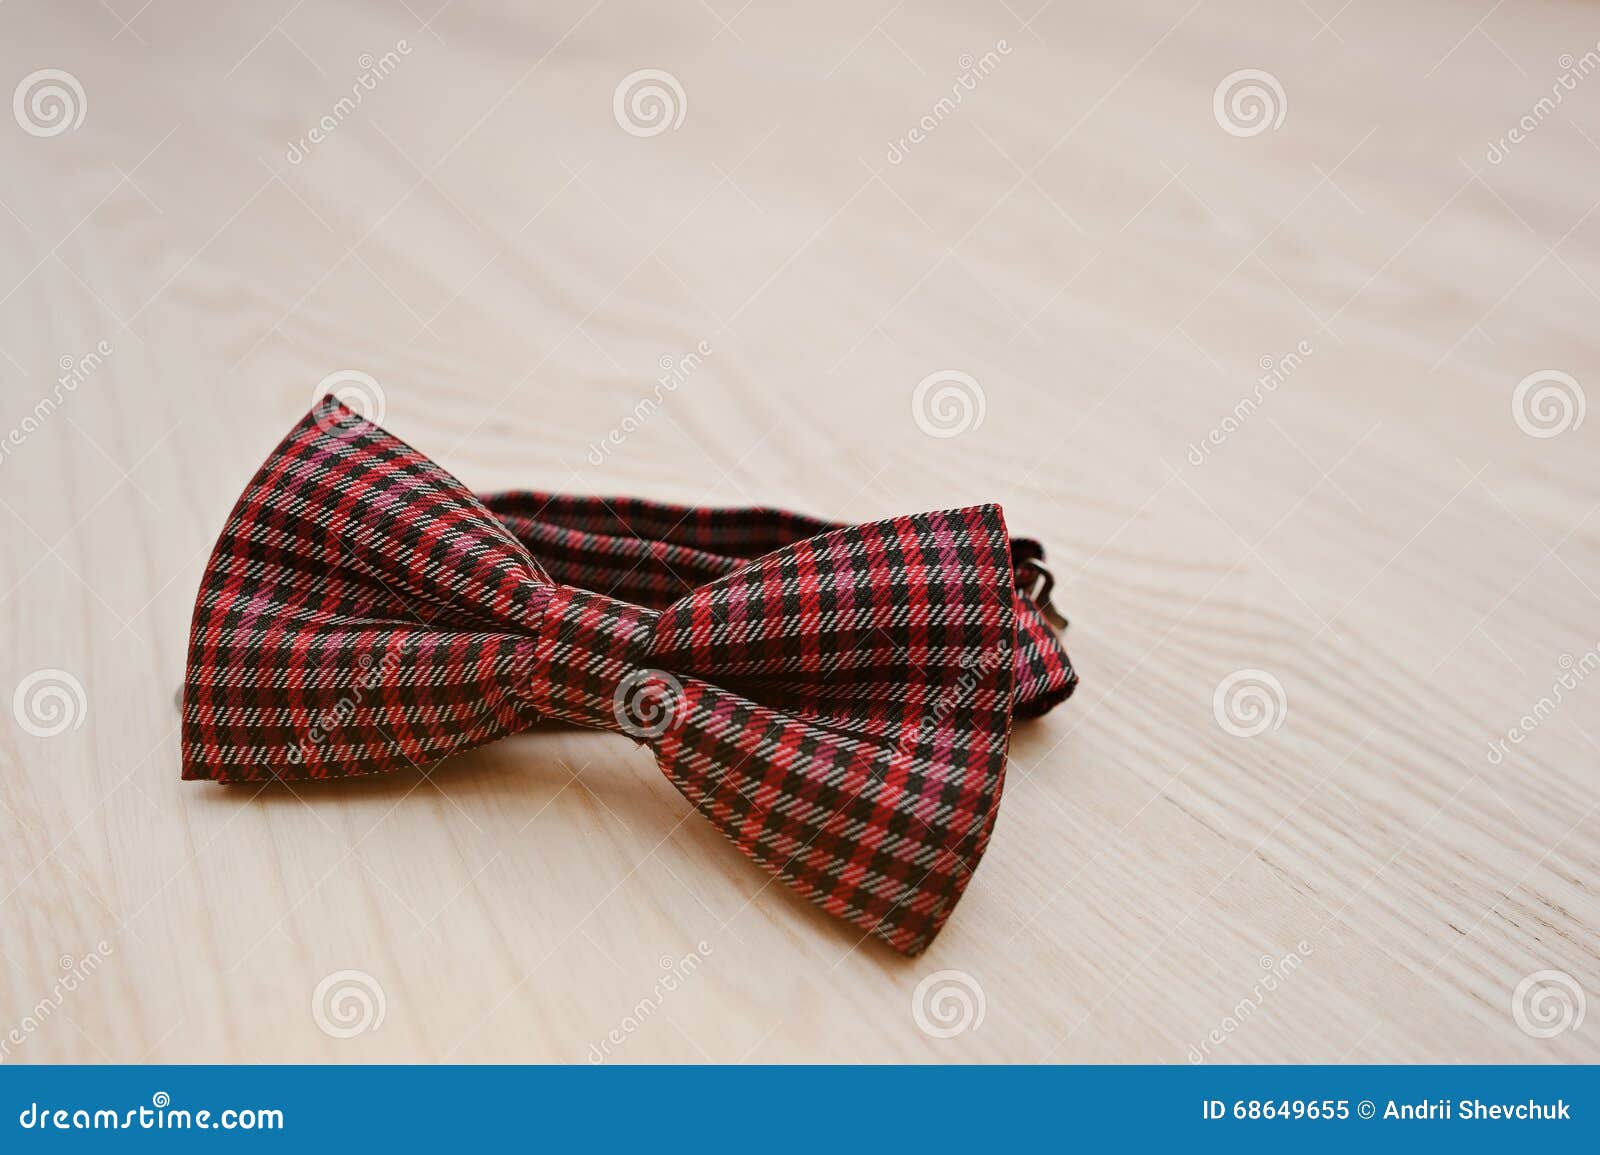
(522, 584, 675, 739)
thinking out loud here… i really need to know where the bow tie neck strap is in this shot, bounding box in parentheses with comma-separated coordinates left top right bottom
(481, 490, 1078, 720)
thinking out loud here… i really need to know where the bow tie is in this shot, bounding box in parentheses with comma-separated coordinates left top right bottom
(181, 397, 1075, 956)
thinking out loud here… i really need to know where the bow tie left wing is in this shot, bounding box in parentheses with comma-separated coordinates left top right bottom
(180, 397, 554, 782)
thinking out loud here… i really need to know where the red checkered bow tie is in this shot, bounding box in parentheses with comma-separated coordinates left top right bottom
(181, 397, 1077, 956)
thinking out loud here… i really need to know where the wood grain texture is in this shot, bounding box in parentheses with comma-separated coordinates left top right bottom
(0, 0, 1596, 1063)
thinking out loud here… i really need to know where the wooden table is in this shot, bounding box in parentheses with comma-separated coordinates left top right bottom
(1, 1, 1595, 1063)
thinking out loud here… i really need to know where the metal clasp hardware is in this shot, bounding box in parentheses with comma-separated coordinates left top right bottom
(1016, 558, 1069, 631)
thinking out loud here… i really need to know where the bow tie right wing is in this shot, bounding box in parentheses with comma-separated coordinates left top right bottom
(641, 506, 1018, 956)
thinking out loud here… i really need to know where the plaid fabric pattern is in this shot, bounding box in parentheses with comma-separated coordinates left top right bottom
(482, 492, 1077, 717)
(181, 397, 1047, 954)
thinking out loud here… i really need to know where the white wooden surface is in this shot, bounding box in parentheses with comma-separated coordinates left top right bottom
(0, 0, 1596, 1063)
